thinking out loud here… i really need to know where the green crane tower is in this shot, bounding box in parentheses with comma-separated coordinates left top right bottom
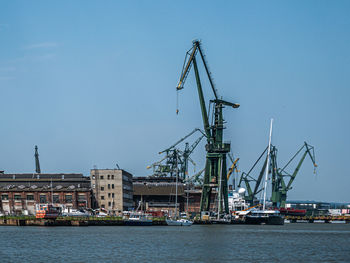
(176, 40, 239, 214)
(271, 142, 317, 208)
(239, 142, 317, 208)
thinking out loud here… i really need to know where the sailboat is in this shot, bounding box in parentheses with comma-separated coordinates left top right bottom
(244, 119, 284, 225)
(166, 151, 193, 226)
(125, 200, 153, 226)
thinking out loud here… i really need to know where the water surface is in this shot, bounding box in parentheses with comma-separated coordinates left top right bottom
(1, 224, 349, 262)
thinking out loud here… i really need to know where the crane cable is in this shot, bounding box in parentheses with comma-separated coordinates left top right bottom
(176, 88, 179, 114)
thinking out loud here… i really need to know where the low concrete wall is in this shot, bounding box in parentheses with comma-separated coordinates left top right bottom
(0, 217, 166, 226)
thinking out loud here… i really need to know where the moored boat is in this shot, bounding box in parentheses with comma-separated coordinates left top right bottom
(245, 209, 284, 225)
(166, 218, 193, 226)
(125, 212, 153, 226)
(35, 204, 61, 219)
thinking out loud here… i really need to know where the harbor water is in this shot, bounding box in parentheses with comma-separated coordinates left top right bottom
(1, 224, 350, 262)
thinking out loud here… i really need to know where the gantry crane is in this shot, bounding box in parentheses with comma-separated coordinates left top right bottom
(34, 145, 41, 173)
(147, 128, 205, 180)
(271, 142, 317, 208)
(176, 40, 239, 214)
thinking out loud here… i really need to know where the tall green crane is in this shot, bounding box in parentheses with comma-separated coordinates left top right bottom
(176, 40, 239, 214)
(271, 142, 317, 208)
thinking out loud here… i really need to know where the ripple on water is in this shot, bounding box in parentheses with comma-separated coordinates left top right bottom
(0, 224, 350, 263)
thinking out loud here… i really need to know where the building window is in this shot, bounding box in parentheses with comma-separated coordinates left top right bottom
(1, 194, 8, 200)
(108, 174, 110, 180)
(112, 174, 114, 180)
(40, 195, 47, 203)
(101, 204, 105, 208)
(108, 201, 111, 207)
(78, 194, 86, 201)
(26, 194, 34, 201)
(65, 195, 72, 203)
(101, 186, 104, 191)
(53, 195, 60, 203)
(101, 196, 105, 200)
(108, 184, 110, 189)
(100, 175, 104, 179)
(108, 193, 111, 198)
(112, 193, 114, 198)
(112, 184, 114, 189)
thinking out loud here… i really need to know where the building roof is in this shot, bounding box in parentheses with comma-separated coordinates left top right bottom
(0, 173, 86, 180)
(133, 176, 183, 183)
(0, 173, 90, 192)
(133, 182, 184, 196)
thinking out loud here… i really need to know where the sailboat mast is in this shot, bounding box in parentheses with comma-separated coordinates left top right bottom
(51, 178, 54, 205)
(175, 150, 178, 219)
(263, 118, 273, 210)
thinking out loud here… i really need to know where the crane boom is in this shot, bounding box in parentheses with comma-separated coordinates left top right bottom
(285, 142, 317, 190)
(159, 128, 204, 154)
(227, 158, 239, 180)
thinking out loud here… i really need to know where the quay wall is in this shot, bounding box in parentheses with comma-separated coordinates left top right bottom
(0, 216, 166, 226)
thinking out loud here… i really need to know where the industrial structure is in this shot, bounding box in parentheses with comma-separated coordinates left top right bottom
(90, 168, 133, 214)
(0, 172, 91, 215)
(34, 145, 41, 174)
(147, 128, 204, 180)
(132, 176, 185, 216)
(176, 40, 239, 214)
(238, 142, 317, 208)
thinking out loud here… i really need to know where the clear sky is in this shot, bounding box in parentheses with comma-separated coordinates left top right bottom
(0, 1, 349, 202)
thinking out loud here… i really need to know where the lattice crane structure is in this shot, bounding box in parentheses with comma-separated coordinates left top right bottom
(176, 40, 240, 214)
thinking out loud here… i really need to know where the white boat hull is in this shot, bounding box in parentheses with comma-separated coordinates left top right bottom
(166, 219, 193, 226)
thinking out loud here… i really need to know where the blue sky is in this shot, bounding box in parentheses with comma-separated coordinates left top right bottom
(0, 1, 349, 202)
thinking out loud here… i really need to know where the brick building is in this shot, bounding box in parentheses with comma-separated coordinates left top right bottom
(185, 187, 218, 214)
(132, 176, 185, 216)
(0, 172, 91, 215)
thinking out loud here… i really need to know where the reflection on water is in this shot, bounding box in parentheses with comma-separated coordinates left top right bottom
(0, 224, 350, 262)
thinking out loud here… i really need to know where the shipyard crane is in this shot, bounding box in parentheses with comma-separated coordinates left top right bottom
(186, 168, 205, 186)
(147, 128, 205, 179)
(159, 128, 205, 155)
(181, 134, 205, 179)
(176, 40, 239, 214)
(227, 156, 239, 180)
(271, 142, 317, 208)
(238, 147, 268, 205)
(34, 145, 41, 174)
